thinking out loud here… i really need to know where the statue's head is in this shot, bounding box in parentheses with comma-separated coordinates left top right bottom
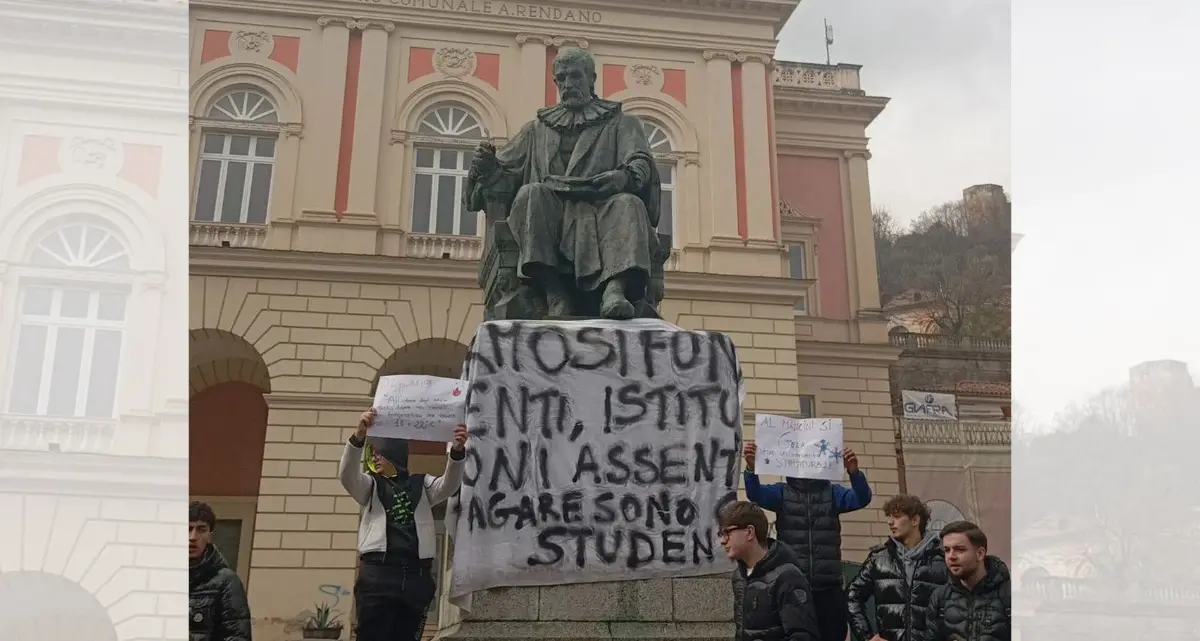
(552, 47, 596, 111)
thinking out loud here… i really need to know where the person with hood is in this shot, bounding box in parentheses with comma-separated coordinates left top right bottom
(846, 495, 949, 641)
(189, 501, 252, 641)
(924, 521, 1010, 641)
(742, 441, 873, 641)
(722, 500, 820, 641)
(339, 407, 468, 641)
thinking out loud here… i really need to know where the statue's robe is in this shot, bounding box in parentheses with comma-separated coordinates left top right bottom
(466, 98, 661, 299)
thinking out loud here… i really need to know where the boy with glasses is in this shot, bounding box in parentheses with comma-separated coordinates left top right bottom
(721, 501, 820, 641)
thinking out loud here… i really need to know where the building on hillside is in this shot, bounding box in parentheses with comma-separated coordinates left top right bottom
(0, 1, 189, 640)
(187, 1, 900, 638)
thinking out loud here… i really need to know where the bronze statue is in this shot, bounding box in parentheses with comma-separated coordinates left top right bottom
(466, 48, 670, 321)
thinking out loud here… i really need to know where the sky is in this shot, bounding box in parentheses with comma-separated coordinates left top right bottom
(774, 0, 1011, 226)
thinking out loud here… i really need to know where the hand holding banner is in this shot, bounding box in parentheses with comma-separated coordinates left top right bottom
(754, 414, 844, 481)
(371, 375, 467, 442)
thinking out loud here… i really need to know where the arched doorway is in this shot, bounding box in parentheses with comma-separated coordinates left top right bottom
(0, 572, 117, 641)
(190, 328, 271, 581)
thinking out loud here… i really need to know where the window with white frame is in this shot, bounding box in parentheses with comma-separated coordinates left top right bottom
(8, 222, 130, 419)
(193, 87, 279, 225)
(410, 104, 486, 237)
(642, 120, 676, 239)
(787, 243, 809, 314)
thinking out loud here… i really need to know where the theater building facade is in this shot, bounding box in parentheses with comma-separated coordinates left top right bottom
(187, 0, 900, 637)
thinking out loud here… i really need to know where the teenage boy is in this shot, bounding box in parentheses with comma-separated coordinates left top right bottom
(743, 441, 873, 641)
(339, 407, 468, 641)
(722, 501, 820, 641)
(847, 494, 948, 641)
(189, 501, 252, 641)
(925, 521, 1011, 641)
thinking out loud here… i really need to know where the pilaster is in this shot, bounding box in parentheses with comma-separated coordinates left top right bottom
(739, 54, 774, 241)
(701, 50, 739, 241)
(299, 16, 352, 212)
(844, 150, 881, 313)
(515, 34, 549, 122)
(346, 20, 395, 214)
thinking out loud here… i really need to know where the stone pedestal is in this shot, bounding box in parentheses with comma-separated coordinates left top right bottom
(435, 575, 735, 641)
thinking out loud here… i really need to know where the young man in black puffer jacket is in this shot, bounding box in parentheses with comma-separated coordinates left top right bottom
(189, 501, 252, 641)
(723, 501, 820, 641)
(847, 495, 948, 641)
(925, 521, 1010, 641)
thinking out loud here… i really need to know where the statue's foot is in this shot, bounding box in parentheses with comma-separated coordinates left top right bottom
(546, 293, 573, 318)
(600, 292, 635, 319)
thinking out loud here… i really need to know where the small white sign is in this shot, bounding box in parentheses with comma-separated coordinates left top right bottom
(754, 414, 844, 481)
(372, 375, 467, 442)
(901, 390, 958, 421)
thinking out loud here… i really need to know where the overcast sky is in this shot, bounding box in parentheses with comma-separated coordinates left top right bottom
(775, 0, 1011, 225)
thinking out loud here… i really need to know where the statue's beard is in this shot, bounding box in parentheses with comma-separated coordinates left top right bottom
(560, 90, 590, 110)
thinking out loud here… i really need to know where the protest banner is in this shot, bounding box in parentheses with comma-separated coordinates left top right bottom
(901, 390, 958, 421)
(371, 374, 467, 442)
(446, 318, 744, 610)
(753, 414, 844, 481)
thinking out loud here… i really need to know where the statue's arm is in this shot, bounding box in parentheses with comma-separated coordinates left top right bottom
(464, 122, 534, 216)
(616, 114, 662, 227)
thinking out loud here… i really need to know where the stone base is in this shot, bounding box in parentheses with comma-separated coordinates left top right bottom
(434, 575, 734, 641)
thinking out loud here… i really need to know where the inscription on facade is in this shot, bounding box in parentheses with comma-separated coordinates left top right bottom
(358, 0, 603, 24)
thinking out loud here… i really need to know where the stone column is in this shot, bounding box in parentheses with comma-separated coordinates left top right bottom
(299, 16, 351, 212)
(739, 54, 774, 241)
(844, 150, 882, 313)
(702, 50, 739, 241)
(515, 34, 548, 121)
(346, 20, 394, 214)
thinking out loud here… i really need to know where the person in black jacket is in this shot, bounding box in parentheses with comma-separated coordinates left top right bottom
(925, 521, 1010, 641)
(722, 501, 820, 641)
(189, 501, 252, 641)
(847, 494, 948, 641)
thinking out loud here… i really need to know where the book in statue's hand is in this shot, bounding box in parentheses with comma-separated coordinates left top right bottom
(540, 175, 604, 199)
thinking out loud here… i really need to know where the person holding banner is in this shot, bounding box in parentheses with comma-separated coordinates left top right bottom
(338, 407, 468, 641)
(742, 441, 873, 641)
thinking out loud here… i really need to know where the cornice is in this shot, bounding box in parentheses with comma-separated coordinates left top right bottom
(774, 91, 890, 125)
(265, 392, 371, 411)
(190, 246, 808, 308)
(703, 50, 775, 64)
(794, 339, 900, 366)
(189, 0, 783, 54)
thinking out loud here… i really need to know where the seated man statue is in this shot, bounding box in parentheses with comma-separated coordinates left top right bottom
(464, 47, 662, 320)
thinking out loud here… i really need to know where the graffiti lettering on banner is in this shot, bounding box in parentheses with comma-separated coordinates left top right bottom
(753, 414, 844, 482)
(446, 319, 744, 609)
(372, 375, 467, 442)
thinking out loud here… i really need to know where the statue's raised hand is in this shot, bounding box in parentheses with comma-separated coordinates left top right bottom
(470, 140, 498, 177)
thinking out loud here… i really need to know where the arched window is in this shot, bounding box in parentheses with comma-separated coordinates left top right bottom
(642, 120, 675, 239)
(410, 104, 485, 237)
(194, 87, 279, 225)
(8, 221, 131, 420)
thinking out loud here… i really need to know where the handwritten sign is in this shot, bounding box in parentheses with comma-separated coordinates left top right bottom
(355, 0, 604, 24)
(446, 319, 744, 611)
(372, 375, 466, 442)
(754, 414, 844, 481)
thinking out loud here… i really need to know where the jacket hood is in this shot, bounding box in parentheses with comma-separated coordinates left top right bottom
(785, 477, 830, 490)
(953, 555, 1010, 592)
(190, 543, 231, 584)
(365, 436, 409, 477)
(889, 531, 941, 559)
(737, 538, 799, 579)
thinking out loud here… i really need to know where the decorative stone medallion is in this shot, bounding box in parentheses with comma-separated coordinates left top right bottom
(624, 63, 664, 92)
(60, 136, 124, 175)
(229, 29, 274, 57)
(434, 47, 477, 78)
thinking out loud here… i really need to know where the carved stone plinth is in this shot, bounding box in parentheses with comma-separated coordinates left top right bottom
(435, 575, 735, 641)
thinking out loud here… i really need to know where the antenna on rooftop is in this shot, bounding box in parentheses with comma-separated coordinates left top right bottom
(824, 19, 834, 65)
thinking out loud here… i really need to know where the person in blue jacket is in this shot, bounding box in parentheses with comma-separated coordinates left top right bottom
(741, 441, 873, 641)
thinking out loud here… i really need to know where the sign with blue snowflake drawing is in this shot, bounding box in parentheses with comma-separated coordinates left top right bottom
(753, 414, 844, 481)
